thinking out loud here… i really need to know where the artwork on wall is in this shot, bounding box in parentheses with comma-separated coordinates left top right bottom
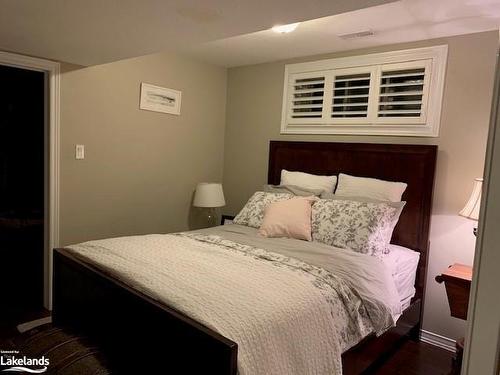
(139, 83, 182, 115)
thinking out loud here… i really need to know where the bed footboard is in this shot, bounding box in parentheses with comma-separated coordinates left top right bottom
(52, 248, 238, 375)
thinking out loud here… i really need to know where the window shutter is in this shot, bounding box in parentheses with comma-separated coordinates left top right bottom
(281, 46, 446, 136)
(332, 71, 371, 119)
(376, 60, 431, 122)
(288, 74, 325, 120)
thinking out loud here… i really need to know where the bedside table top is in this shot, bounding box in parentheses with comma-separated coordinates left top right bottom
(435, 263, 473, 321)
(442, 263, 473, 281)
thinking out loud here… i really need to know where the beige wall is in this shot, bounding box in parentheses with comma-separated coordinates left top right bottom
(60, 52, 227, 245)
(222, 31, 498, 340)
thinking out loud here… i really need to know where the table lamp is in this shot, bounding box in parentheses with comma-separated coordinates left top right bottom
(193, 183, 225, 227)
(459, 178, 483, 236)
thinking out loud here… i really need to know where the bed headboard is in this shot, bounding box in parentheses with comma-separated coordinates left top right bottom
(268, 141, 437, 302)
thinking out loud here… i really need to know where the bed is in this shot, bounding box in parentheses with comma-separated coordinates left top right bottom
(52, 141, 437, 374)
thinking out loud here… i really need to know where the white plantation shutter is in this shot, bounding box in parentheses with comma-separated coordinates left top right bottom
(376, 60, 431, 122)
(287, 73, 326, 122)
(281, 45, 447, 136)
(331, 69, 372, 119)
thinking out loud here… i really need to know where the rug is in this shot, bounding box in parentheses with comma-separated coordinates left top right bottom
(1, 323, 111, 374)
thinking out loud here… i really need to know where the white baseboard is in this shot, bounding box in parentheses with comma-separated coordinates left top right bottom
(420, 329, 456, 353)
(17, 316, 52, 333)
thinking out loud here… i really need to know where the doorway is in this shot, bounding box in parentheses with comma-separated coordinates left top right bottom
(0, 64, 46, 322)
(0, 52, 60, 328)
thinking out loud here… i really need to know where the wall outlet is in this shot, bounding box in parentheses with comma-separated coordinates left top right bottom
(75, 144, 85, 160)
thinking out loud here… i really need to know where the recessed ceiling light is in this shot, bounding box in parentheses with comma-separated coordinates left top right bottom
(272, 23, 300, 34)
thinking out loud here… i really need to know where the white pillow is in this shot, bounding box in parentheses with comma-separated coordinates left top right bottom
(263, 184, 323, 197)
(280, 169, 337, 193)
(335, 173, 407, 202)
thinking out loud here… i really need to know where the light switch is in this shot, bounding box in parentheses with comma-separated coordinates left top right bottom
(75, 144, 85, 160)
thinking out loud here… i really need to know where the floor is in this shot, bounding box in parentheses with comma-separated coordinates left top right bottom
(372, 340, 455, 375)
(0, 313, 455, 374)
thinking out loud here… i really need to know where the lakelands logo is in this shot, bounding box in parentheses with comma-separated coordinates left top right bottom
(0, 350, 49, 373)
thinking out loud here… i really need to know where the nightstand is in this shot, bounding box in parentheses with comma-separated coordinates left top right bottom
(221, 215, 235, 225)
(436, 263, 473, 372)
(436, 263, 472, 319)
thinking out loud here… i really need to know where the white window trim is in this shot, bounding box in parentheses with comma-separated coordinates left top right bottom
(280, 45, 448, 137)
(0, 51, 60, 310)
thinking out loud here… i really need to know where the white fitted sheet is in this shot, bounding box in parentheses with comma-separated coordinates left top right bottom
(381, 245, 420, 303)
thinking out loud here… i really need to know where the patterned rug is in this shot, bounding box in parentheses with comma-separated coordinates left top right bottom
(1, 323, 111, 374)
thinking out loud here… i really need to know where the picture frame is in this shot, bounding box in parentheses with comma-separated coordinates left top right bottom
(140, 83, 182, 115)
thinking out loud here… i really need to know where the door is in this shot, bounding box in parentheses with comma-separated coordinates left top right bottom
(0, 64, 46, 321)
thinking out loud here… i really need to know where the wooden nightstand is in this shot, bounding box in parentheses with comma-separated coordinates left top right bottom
(436, 263, 473, 372)
(436, 263, 472, 320)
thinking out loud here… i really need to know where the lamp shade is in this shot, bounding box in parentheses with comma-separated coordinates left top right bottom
(193, 183, 225, 208)
(459, 178, 483, 220)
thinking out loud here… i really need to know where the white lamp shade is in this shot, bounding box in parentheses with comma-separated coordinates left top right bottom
(193, 183, 225, 208)
(459, 178, 483, 220)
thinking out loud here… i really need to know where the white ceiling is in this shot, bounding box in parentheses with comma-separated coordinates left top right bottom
(0, 0, 395, 66)
(186, 0, 500, 67)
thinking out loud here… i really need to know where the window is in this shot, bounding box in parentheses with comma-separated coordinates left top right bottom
(281, 45, 447, 137)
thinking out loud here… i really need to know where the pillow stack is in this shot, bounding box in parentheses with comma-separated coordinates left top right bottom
(233, 170, 408, 256)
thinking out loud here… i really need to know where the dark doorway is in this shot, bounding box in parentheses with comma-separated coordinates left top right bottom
(0, 64, 46, 324)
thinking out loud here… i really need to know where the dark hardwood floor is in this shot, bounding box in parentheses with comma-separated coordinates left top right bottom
(371, 340, 455, 375)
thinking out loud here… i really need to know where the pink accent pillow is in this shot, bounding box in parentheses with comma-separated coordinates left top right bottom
(258, 196, 316, 241)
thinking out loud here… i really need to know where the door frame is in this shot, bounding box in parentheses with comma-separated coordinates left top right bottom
(462, 47, 500, 374)
(0, 51, 60, 310)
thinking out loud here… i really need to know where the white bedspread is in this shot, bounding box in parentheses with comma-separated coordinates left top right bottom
(66, 226, 401, 375)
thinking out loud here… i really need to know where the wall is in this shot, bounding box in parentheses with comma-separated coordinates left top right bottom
(222, 31, 498, 341)
(60, 52, 227, 245)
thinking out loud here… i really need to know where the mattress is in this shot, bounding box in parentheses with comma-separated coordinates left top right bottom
(381, 244, 420, 307)
(65, 224, 402, 375)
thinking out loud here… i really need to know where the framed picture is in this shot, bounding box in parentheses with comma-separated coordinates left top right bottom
(221, 215, 234, 226)
(140, 83, 181, 115)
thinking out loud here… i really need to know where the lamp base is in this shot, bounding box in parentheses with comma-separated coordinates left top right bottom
(206, 209, 218, 227)
(201, 207, 219, 228)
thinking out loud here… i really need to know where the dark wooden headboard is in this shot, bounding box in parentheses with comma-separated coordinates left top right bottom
(268, 141, 437, 302)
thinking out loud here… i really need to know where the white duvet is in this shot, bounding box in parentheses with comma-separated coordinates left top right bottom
(66, 225, 401, 375)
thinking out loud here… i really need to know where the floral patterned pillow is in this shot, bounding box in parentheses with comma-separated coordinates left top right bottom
(311, 199, 399, 256)
(233, 191, 293, 228)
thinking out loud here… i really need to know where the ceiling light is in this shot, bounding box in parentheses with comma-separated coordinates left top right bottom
(272, 23, 300, 34)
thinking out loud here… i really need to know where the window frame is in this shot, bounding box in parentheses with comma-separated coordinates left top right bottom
(280, 45, 448, 137)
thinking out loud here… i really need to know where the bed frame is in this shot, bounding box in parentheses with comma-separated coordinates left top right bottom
(53, 141, 437, 374)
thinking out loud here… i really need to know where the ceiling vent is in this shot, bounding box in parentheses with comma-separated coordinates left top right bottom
(337, 30, 374, 40)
